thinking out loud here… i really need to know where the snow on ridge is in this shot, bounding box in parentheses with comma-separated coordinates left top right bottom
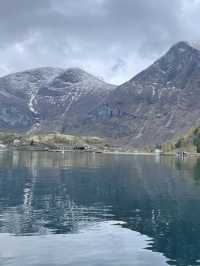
(1, 66, 114, 115)
(134, 120, 147, 139)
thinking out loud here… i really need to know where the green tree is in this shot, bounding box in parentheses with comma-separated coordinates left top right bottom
(175, 138, 185, 149)
(0, 133, 16, 144)
(193, 128, 200, 153)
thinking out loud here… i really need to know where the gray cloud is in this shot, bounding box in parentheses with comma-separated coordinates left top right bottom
(0, 0, 200, 84)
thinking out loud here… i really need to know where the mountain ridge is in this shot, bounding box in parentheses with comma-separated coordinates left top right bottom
(1, 41, 200, 147)
(78, 41, 200, 147)
(0, 66, 115, 133)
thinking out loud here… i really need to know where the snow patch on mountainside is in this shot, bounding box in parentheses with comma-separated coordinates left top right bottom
(165, 113, 174, 128)
(29, 93, 38, 114)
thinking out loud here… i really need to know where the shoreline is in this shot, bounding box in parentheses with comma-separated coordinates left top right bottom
(1, 146, 200, 158)
(0, 147, 176, 156)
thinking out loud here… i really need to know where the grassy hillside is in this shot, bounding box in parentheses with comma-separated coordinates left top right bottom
(25, 133, 105, 147)
(0, 132, 107, 149)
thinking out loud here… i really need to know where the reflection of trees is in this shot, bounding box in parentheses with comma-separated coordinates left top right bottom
(1, 152, 200, 264)
(193, 158, 200, 183)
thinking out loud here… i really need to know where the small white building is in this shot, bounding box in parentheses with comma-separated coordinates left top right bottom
(13, 139, 21, 146)
(0, 144, 7, 150)
(154, 149, 162, 154)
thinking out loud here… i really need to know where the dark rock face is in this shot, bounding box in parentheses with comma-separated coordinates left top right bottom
(1, 41, 200, 147)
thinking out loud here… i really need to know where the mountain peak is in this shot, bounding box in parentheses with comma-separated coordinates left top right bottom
(169, 41, 200, 53)
(89, 40, 200, 147)
(186, 40, 200, 51)
(166, 41, 199, 54)
(57, 67, 94, 84)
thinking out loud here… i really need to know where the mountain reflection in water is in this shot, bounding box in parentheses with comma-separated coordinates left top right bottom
(0, 151, 200, 265)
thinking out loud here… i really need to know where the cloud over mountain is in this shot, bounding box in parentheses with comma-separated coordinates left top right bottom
(0, 0, 200, 84)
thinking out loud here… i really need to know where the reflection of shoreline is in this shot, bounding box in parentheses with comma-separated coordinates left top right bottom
(4, 147, 200, 161)
(1, 151, 200, 209)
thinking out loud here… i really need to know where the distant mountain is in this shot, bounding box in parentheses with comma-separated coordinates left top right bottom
(0, 67, 115, 133)
(1, 41, 200, 148)
(81, 41, 200, 147)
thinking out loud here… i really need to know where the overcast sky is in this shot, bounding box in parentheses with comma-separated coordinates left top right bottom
(0, 0, 200, 84)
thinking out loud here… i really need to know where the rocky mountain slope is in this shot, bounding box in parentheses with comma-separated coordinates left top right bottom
(0, 67, 115, 133)
(81, 41, 200, 147)
(1, 41, 200, 148)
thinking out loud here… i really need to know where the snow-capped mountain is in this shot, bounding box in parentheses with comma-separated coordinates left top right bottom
(0, 67, 115, 132)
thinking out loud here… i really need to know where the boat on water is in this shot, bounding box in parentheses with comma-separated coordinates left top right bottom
(176, 151, 188, 159)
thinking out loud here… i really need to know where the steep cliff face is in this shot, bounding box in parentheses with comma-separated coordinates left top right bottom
(82, 41, 200, 147)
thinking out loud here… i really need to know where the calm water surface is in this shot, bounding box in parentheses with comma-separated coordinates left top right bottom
(0, 151, 200, 265)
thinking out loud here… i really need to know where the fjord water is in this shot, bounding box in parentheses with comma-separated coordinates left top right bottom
(0, 152, 200, 265)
